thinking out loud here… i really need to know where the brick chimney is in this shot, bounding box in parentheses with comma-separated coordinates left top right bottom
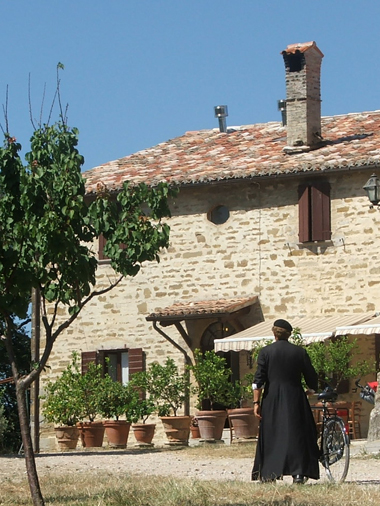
(281, 41, 324, 153)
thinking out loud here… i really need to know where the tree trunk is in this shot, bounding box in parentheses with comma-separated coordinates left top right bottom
(16, 381, 45, 506)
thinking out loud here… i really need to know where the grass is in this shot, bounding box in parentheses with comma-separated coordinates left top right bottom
(1, 472, 380, 506)
(1, 444, 380, 506)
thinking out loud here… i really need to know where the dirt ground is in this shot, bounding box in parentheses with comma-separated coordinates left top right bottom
(1, 440, 380, 486)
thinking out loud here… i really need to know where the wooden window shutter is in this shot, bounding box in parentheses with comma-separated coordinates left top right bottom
(336, 378, 350, 394)
(311, 182, 331, 241)
(128, 348, 144, 378)
(298, 184, 311, 243)
(375, 334, 380, 372)
(98, 234, 108, 260)
(81, 351, 98, 375)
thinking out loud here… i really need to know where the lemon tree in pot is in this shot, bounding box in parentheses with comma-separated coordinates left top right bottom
(41, 352, 83, 450)
(77, 361, 105, 448)
(131, 358, 191, 445)
(128, 397, 156, 446)
(227, 373, 259, 441)
(134, 358, 191, 446)
(97, 377, 138, 448)
(188, 349, 235, 442)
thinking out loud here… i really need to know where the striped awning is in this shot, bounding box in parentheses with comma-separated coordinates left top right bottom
(214, 312, 378, 352)
(336, 315, 380, 336)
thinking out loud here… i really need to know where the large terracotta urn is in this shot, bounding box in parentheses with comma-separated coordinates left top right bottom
(79, 421, 105, 448)
(103, 420, 131, 448)
(132, 423, 156, 446)
(160, 416, 192, 446)
(54, 426, 80, 450)
(196, 410, 227, 441)
(227, 407, 259, 441)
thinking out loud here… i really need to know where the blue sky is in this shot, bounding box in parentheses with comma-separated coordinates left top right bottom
(1, 1, 380, 172)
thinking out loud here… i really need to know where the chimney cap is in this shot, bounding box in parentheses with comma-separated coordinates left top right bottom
(214, 105, 228, 118)
(282, 41, 324, 57)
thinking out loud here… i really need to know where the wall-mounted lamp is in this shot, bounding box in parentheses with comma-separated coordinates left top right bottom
(363, 173, 380, 207)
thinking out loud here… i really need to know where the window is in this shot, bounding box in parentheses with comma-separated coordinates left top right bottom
(81, 348, 144, 384)
(98, 234, 127, 261)
(207, 205, 230, 225)
(298, 181, 331, 243)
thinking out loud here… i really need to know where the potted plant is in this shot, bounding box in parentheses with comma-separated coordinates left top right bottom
(227, 373, 259, 441)
(133, 358, 191, 446)
(188, 349, 235, 441)
(98, 377, 137, 448)
(128, 398, 156, 446)
(77, 361, 105, 448)
(190, 416, 200, 439)
(41, 352, 83, 450)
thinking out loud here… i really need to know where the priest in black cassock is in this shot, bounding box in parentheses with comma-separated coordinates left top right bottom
(251, 319, 320, 484)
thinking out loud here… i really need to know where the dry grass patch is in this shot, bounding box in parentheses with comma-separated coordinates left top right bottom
(1, 472, 380, 506)
(180, 441, 256, 458)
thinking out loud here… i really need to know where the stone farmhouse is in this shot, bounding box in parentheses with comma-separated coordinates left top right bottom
(35, 41, 380, 449)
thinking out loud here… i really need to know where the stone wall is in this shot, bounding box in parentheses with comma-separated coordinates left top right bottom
(35, 168, 380, 449)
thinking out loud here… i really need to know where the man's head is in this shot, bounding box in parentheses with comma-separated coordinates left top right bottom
(272, 319, 292, 340)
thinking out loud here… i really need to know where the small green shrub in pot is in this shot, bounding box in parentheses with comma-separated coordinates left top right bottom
(41, 352, 83, 427)
(128, 398, 156, 423)
(98, 374, 138, 421)
(188, 349, 235, 410)
(77, 361, 104, 422)
(132, 358, 189, 416)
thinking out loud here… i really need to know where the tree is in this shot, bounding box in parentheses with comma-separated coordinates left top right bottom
(289, 328, 374, 390)
(0, 100, 176, 504)
(0, 318, 31, 453)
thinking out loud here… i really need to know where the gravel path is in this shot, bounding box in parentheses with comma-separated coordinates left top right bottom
(1, 442, 380, 486)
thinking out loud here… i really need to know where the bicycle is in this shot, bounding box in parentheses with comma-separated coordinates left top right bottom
(312, 387, 350, 483)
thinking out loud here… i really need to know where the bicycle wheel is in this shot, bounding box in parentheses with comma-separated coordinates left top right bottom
(321, 417, 350, 483)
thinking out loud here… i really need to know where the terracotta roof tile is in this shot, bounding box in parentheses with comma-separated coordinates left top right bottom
(146, 296, 258, 322)
(283, 41, 324, 56)
(84, 111, 380, 193)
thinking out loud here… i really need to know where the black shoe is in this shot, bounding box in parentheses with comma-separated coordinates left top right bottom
(292, 475, 305, 484)
(260, 477, 276, 483)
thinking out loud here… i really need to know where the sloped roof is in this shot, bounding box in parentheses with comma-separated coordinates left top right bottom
(146, 295, 258, 322)
(84, 110, 380, 194)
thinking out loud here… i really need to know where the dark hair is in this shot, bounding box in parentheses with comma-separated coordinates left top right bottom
(272, 326, 291, 340)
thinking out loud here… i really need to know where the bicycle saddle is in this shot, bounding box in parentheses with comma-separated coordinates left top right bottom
(317, 388, 338, 402)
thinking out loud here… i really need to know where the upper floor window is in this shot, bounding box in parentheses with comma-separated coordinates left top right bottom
(208, 205, 230, 225)
(98, 234, 126, 261)
(298, 181, 331, 243)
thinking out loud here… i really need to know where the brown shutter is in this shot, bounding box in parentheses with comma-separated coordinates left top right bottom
(81, 351, 98, 375)
(311, 182, 331, 241)
(336, 378, 349, 394)
(129, 348, 144, 378)
(375, 334, 380, 372)
(98, 234, 108, 260)
(298, 184, 311, 243)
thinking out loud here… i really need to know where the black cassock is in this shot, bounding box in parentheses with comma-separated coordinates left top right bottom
(252, 340, 320, 481)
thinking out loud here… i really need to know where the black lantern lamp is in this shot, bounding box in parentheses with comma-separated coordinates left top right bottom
(363, 173, 380, 207)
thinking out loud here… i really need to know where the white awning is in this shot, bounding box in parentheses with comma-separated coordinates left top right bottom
(336, 315, 380, 335)
(214, 312, 377, 352)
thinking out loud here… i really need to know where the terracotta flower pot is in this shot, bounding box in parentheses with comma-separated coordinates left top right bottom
(54, 425, 80, 450)
(160, 416, 191, 446)
(190, 425, 201, 439)
(227, 407, 259, 440)
(132, 423, 155, 446)
(103, 420, 131, 448)
(196, 410, 227, 441)
(79, 421, 105, 448)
